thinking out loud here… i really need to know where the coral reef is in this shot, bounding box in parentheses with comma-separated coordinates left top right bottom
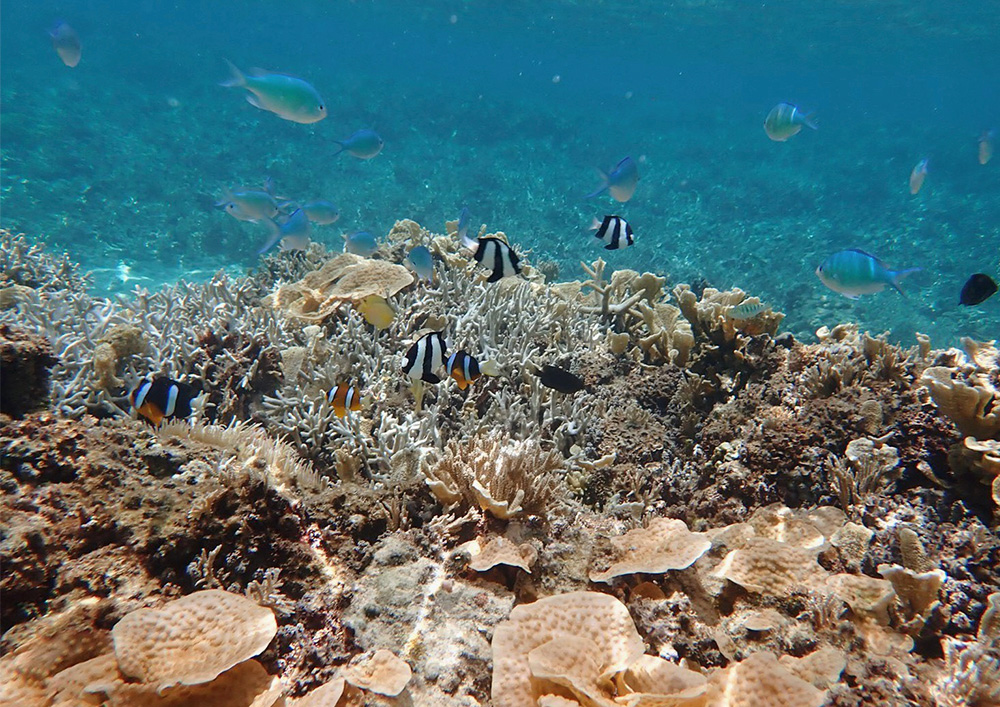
(2, 229, 999, 706)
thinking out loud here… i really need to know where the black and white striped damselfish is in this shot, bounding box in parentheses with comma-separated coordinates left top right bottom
(328, 383, 362, 418)
(589, 215, 634, 250)
(402, 332, 447, 384)
(130, 377, 196, 425)
(462, 233, 521, 283)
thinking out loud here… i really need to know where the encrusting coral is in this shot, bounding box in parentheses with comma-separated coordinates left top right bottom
(3, 227, 1000, 706)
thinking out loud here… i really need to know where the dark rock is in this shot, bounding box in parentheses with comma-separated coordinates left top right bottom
(0, 324, 58, 417)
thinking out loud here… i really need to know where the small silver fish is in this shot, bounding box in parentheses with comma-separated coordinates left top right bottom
(727, 302, 770, 320)
(764, 103, 817, 142)
(816, 249, 920, 299)
(344, 231, 378, 257)
(456, 207, 473, 242)
(301, 200, 340, 225)
(49, 21, 81, 68)
(218, 180, 279, 222)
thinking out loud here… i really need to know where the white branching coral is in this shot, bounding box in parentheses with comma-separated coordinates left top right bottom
(930, 638, 1000, 707)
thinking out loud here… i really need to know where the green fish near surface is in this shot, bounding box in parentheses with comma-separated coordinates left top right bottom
(816, 249, 920, 299)
(221, 60, 327, 124)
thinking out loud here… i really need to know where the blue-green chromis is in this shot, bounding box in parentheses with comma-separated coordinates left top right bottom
(816, 249, 920, 299)
(221, 60, 327, 124)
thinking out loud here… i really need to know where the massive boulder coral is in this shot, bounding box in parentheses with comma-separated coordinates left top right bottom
(0, 324, 57, 417)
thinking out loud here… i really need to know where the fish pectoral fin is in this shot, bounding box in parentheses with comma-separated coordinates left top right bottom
(245, 94, 264, 110)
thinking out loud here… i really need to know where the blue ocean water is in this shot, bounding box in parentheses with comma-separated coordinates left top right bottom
(1, 0, 998, 344)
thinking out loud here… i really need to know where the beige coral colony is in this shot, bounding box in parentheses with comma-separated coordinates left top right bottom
(2, 223, 1000, 707)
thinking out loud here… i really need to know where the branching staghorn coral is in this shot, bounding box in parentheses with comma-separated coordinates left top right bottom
(0, 229, 91, 294)
(259, 255, 606, 473)
(1, 260, 290, 420)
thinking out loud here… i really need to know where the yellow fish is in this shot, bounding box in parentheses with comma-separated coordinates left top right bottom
(357, 295, 395, 330)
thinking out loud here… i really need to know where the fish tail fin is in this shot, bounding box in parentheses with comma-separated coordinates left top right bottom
(257, 219, 282, 255)
(461, 233, 478, 251)
(480, 360, 501, 377)
(889, 267, 921, 296)
(802, 111, 819, 130)
(585, 169, 610, 199)
(332, 141, 345, 157)
(220, 58, 246, 88)
(588, 216, 602, 231)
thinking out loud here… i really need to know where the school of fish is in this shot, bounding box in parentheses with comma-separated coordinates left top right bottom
(45, 23, 996, 426)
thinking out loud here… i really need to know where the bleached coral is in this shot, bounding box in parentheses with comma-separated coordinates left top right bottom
(930, 638, 1000, 707)
(0, 229, 91, 294)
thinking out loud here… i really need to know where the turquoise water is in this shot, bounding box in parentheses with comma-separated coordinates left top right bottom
(2, 0, 998, 344)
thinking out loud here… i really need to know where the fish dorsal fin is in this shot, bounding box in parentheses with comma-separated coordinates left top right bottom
(846, 248, 886, 267)
(614, 157, 632, 171)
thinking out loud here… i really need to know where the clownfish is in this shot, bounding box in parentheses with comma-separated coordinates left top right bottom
(327, 383, 362, 418)
(445, 351, 500, 390)
(130, 377, 196, 425)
